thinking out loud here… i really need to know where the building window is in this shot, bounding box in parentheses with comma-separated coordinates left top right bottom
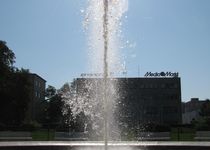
(145, 84, 150, 88)
(153, 84, 158, 88)
(149, 84, 153, 88)
(35, 81, 38, 87)
(174, 84, 178, 88)
(160, 84, 166, 88)
(140, 84, 144, 88)
(145, 107, 158, 115)
(35, 91, 38, 97)
(163, 107, 178, 114)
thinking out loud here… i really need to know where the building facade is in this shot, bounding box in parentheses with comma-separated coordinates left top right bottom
(27, 73, 46, 122)
(118, 78, 182, 127)
(74, 77, 182, 129)
(182, 98, 206, 124)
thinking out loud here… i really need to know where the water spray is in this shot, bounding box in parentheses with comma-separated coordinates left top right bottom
(103, 0, 109, 149)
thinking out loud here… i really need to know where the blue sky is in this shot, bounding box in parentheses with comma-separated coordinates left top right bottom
(0, 0, 210, 101)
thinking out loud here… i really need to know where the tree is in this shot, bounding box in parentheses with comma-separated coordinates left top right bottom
(0, 68, 32, 126)
(0, 41, 15, 126)
(48, 94, 63, 127)
(200, 99, 210, 117)
(42, 85, 64, 128)
(194, 99, 210, 130)
(0, 41, 32, 127)
(11, 69, 32, 125)
(0, 40, 16, 100)
(0, 40, 15, 75)
(200, 99, 210, 125)
(45, 85, 56, 100)
(60, 81, 94, 133)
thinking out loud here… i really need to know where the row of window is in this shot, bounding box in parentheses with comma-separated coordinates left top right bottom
(125, 83, 179, 89)
(144, 107, 178, 115)
(35, 80, 42, 88)
(35, 91, 42, 99)
(124, 94, 180, 101)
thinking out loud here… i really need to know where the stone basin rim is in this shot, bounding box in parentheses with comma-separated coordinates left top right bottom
(0, 141, 210, 147)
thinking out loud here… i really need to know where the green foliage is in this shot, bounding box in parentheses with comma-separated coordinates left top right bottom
(48, 94, 63, 126)
(171, 132, 195, 141)
(37, 85, 64, 128)
(139, 123, 170, 132)
(35, 100, 49, 126)
(0, 69, 32, 126)
(22, 121, 42, 131)
(45, 85, 56, 99)
(0, 40, 15, 74)
(171, 127, 195, 141)
(122, 128, 137, 141)
(200, 100, 210, 117)
(32, 129, 55, 141)
(0, 40, 32, 127)
(192, 117, 210, 131)
(191, 100, 210, 131)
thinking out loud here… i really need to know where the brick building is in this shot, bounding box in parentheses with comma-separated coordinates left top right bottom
(26, 73, 46, 122)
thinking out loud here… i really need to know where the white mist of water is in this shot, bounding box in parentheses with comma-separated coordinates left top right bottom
(61, 0, 129, 146)
(84, 0, 129, 143)
(84, 0, 128, 75)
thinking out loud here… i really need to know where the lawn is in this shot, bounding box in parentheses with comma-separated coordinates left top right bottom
(32, 129, 55, 141)
(170, 127, 195, 141)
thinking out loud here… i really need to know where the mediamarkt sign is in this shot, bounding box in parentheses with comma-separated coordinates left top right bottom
(144, 72, 179, 78)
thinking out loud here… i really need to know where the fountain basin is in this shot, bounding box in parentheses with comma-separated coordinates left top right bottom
(0, 141, 210, 150)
